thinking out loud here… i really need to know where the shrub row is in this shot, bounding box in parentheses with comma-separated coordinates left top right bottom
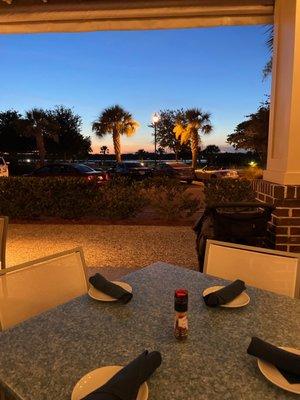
(204, 178, 256, 206)
(0, 176, 258, 220)
(141, 176, 200, 220)
(0, 177, 146, 220)
(0, 176, 200, 220)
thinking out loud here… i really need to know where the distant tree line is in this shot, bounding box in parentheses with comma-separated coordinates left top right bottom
(1, 101, 270, 170)
(227, 101, 269, 168)
(131, 146, 260, 168)
(0, 106, 91, 166)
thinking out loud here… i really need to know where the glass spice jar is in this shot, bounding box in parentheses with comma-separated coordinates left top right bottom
(174, 289, 188, 340)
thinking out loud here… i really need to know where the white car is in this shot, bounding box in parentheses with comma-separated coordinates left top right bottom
(0, 157, 9, 177)
(164, 161, 194, 183)
(195, 166, 238, 180)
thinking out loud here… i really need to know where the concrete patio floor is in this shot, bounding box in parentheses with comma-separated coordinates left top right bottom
(6, 224, 198, 279)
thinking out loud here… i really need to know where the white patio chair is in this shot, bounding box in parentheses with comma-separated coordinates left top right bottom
(204, 240, 300, 298)
(0, 247, 88, 331)
(0, 216, 8, 269)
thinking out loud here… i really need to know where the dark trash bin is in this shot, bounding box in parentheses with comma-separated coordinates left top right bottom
(194, 202, 274, 272)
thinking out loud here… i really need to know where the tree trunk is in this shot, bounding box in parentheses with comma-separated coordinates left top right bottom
(35, 131, 46, 167)
(113, 131, 121, 163)
(175, 149, 178, 161)
(191, 131, 199, 170)
(174, 142, 180, 161)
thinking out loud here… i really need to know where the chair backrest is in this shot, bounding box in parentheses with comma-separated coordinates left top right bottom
(0, 216, 8, 269)
(204, 240, 300, 298)
(0, 247, 88, 330)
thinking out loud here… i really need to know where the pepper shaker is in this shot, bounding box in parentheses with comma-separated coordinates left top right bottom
(174, 289, 188, 340)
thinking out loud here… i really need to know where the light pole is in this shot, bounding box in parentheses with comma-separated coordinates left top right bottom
(152, 113, 160, 166)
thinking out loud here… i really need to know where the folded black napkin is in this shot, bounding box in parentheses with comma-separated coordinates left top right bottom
(203, 279, 246, 307)
(89, 273, 133, 304)
(247, 337, 300, 384)
(82, 351, 162, 400)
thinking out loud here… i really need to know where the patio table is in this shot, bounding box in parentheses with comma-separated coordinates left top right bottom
(0, 262, 299, 400)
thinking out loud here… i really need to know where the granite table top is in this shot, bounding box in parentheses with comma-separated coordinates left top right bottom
(0, 262, 299, 400)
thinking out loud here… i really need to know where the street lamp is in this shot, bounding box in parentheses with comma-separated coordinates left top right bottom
(152, 113, 160, 166)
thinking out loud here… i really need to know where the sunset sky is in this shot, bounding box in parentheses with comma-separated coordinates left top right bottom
(0, 26, 271, 154)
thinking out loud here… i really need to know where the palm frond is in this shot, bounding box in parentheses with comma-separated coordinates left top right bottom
(202, 124, 213, 135)
(265, 25, 274, 53)
(185, 108, 203, 122)
(263, 25, 274, 79)
(263, 59, 273, 79)
(180, 127, 192, 144)
(125, 120, 140, 137)
(200, 112, 211, 123)
(173, 124, 189, 144)
(92, 105, 139, 138)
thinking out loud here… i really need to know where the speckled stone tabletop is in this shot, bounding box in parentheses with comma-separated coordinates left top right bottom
(0, 262, 299, 400)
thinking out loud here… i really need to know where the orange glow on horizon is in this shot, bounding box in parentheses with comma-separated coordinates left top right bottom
(92, 142, 155, 154)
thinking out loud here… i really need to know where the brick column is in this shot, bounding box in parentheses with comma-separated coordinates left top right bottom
(253, 180, 300, 252)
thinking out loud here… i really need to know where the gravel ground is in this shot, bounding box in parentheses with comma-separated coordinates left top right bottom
(6, 224, 199, 279)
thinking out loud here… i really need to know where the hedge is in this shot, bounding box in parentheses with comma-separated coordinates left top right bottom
(0, 177, 146, 220)
(141, 176, 201, 220)
(204, 178, 256, 206)
(0, 176, 199, 220)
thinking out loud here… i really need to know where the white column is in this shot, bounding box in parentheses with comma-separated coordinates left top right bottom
(264, 0, 300, 185)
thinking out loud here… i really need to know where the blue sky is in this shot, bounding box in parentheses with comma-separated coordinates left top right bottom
(0, 26, 271, 153)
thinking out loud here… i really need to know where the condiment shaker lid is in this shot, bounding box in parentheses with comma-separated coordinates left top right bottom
(174, 289, 188, 312)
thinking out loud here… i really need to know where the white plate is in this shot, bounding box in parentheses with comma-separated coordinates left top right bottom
(71, 365, 148, 400)
(88, 281, 132, 302)
(258, 347, 300, 394)
(202, 285, 250, 308)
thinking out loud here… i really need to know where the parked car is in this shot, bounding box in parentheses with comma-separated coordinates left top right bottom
(27, 163, 109, 183)
(84, 160, 116, 171)
(0, 157, 9, 177)
(110, 162, 153, 180)
(98, 160, 117, 171)
(150, 161, 194, 183)
(195, 166, 239, 180)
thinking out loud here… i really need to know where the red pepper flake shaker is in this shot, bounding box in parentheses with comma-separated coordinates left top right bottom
(174, 289, 188, 340)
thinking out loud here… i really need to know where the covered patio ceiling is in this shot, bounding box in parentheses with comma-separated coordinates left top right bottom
(0, 0, 274, 34)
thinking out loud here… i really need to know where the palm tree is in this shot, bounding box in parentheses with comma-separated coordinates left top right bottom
(92, 105, 139, 163)
(263, 25, 274, 79)
(173, 108, 212, 169)
(100, 145, 109, 155)
(21, 108, 59, 167)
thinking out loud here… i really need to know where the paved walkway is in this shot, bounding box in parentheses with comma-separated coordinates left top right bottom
(6, 224, 198, 279)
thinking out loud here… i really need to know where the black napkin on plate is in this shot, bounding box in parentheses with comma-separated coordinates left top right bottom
(247, 337, 300, 384)
(82, 351, 162, 400)
(89, 273, 133, 304)
(203, 279, 246, 307)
